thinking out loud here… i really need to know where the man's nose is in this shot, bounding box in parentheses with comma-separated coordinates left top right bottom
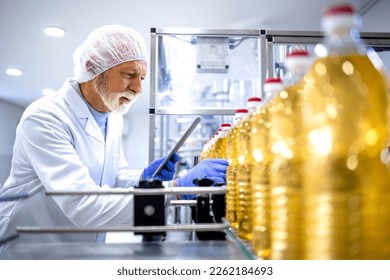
(129, 77, 143, 94)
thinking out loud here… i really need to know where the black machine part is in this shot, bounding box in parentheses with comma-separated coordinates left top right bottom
(134, 179, 166, 241)
(191, 178, 226, 240)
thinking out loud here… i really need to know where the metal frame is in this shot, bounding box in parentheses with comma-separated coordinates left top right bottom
(16, 222, 230, 234)
(46, 186, 226, 196)
(149, 28, 390, 162)
(265, 30, 323, 78)
(149, 28, 265, 162)
(265, 30, 390, 78)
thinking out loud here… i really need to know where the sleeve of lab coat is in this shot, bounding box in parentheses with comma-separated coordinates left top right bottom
(19, 112, 134, 227)
(114, 146, 143, 188)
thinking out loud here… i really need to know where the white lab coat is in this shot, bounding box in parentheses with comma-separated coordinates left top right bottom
(0, 78, 143, 252)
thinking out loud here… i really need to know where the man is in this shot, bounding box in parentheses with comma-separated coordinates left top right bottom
(0, 25, 228, 252)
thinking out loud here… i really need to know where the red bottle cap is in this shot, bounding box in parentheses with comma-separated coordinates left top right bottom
(247, 97, 262, 102)
(324, 4, 355, 16)
(221, 123, 231, 127)
(265, 77, 283, 84)
(235, 109, 248, 113)
(287, 50, 309, 57)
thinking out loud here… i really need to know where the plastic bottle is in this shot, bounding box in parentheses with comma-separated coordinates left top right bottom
(302, 3, 390, 260)
(236, 97, 262, 240)
(201, 136, 213, 160)
(214, 123, 231, 159)
(225, 109, 248, 229)
(268, 49, 312, 260)
(200, 137, 211, 160)
(208, 131, 220, 159)
(251, 78, 284, 259)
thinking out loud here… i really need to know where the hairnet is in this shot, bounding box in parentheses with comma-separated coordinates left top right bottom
(73, 25, 148, 83)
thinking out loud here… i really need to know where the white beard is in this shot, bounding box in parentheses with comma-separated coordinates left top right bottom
(100, 91, 137, 115)
(94, 75, 138, 115)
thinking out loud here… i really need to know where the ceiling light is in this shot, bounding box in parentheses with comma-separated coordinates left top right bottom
(6, 68, 22, 76)
(42, 89, 56, 95)
(43, 26, 65, 37)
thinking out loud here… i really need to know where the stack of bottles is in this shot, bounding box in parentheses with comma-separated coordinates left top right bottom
(226, 109, 248, 229)
(251, 78, 284, 259)
(268, 49, 312, 260)
(214, 124, 231, 159)
(236, 97, 262, 241)
(198, 3, 390, 260)
(201, 124, 231, 160)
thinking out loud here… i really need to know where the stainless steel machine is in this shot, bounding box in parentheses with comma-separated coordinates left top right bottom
(149, 28, 265, 166)
(149, 28, 390, 169)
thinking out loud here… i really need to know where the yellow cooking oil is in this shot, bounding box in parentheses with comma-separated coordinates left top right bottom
(208, 133, 219, 159)
(269, 82, 305, 260)
(268, 50, 311, 260)
(213, 123, 231, 159)
(201, 133, 218, 160)
(302, 54, 390, 260)
(200, 138, 211, 160)
(225, 109, 247, 229)
(236, 98, 261, 240)
(251, 78, 284, 258)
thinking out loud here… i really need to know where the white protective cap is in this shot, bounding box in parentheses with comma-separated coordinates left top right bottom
(73, 25, 149, 83)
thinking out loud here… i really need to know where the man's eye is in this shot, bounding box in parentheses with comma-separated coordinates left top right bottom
(121, 72, 133, 78)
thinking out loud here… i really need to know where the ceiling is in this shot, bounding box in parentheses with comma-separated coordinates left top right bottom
(0, 0, 388, 110)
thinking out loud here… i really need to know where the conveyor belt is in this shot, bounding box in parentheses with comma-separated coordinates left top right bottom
(0, 239, 251, 260)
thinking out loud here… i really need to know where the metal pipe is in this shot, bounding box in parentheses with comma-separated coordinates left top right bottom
(16, 222, 230, 234)
(358, 0, 381, 16)
(169, 200, 197, 206)
(46, 186, 226, 196)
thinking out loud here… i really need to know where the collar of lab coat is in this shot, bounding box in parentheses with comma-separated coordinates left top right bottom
(61, 78, 106, 144)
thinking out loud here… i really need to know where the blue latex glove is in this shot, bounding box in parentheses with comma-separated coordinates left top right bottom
(176, 158, 228, 200)
(142, 153, 179, 181)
